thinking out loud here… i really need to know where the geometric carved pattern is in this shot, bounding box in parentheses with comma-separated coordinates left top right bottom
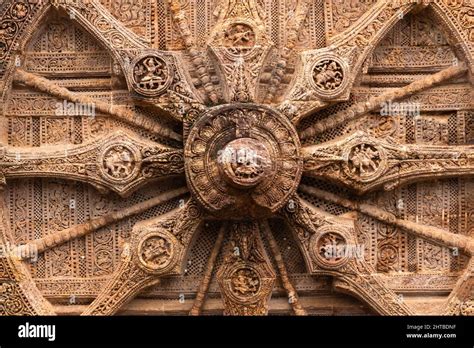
(0, 0, 472, 317)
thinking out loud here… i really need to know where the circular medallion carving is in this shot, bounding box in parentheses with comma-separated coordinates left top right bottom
(229, 267, 261, 298)
(131, 54, 171, 96)
(137, 230, 178, 274)
(309, 55, 349, 99)
(184, 103, 302, 218)
(99, 143, 141, 183)
(222, 23, 256, 54)
(310, 225, 353, 270)
(344, 142, 386, 182)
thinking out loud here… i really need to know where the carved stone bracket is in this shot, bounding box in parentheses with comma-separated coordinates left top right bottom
(0, 130, 184, 196)
(83, 198, 204, 315)
(207, 0, 273, 103)
(217, 221, 276, 315)
(303, 131, 474, 194)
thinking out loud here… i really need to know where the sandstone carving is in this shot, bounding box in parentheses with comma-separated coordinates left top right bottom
(0, 0, 472, 317)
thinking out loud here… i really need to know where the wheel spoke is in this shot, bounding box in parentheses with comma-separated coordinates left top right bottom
(16, 187, 189, 258)
(302, 131, 474, 194)
(299, 64, 468, 139)
(13, 69, 182, 142)
(216, 221, 276, 315)
(280, 194, 355, 272)
(83, 197, 204, 315)
(189, 223, 226, 316)
(260, 220, 307, 315)
(299, 184, 474, 256)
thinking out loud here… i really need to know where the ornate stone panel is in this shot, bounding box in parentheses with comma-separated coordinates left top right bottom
(0, 0, 472, 317)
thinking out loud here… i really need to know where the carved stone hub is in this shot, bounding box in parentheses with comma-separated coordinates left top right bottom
(185, 103, 302, 218)
(219, 138, 272, 188)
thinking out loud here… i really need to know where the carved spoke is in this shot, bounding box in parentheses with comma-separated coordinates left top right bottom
(0, 130, 184, 196)
(444, 258, 473, 315)
(16, 187, 189, 258)
(13, 69, 182, 142)
(260, 220, 307, 315)
(216, 221, 276, 315)
(83, 198, 204, 315)
(302, 131, 474, 194)
(189, 224, 226, 316)
(280, 194, 412, 315)
(332, 257, 414, 315)
(299, 63, 468, 137)
(51, 0, 148, 56)
(0, 0, 472, 317)
(280, 194, 355, 273)
(167, 0, 219, 104)
(284, 0, 426, 120)
(81, 248, 159, 316)
(262, 0, 312, 103)
(299, 184, 474, 256)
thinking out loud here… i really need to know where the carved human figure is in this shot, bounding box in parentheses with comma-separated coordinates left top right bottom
(133, 56, 168, 92)
(141, 236, 172, 269)
(230, 268, 260, 296)
(313, 60, 344, 90)
(348, 144, 381, 177)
